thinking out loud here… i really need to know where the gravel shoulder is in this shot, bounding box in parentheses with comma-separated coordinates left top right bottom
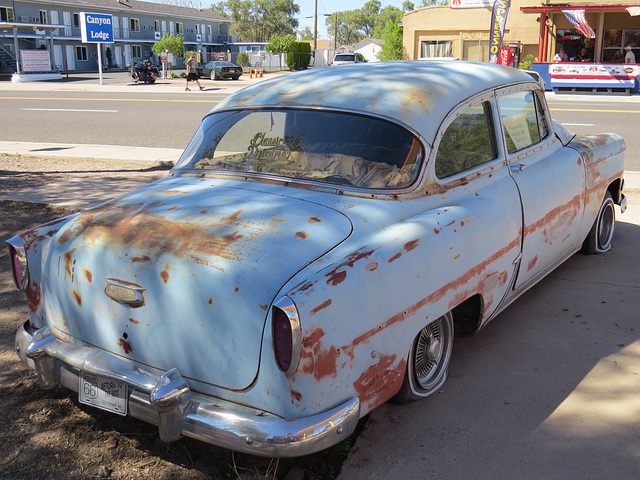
(0, 155, 356, 480)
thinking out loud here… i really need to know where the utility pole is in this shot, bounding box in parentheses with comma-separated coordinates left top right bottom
(313, 0, 317, 50)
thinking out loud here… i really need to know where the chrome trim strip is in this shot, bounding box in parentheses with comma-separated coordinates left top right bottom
(15, 322, 360, 457)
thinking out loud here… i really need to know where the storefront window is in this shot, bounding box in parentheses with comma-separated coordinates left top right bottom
(421, 41, 453, 58)
(463, 40, 489, 62)
(602, 29, 640, 61)
(555, 29, 594, 61)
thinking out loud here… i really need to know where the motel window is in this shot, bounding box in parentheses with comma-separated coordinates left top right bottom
(155, 20, 160, 31)
(176, 22, 184, 35)
(0, 7, 14, 22)
(76, 46, 88, 61)
(420, 40, 453, 58)
(132, 45, 142, 57)
(39, 10, 47, 24)
(73, 13, 80, 27)
(130, 18, 140, 32)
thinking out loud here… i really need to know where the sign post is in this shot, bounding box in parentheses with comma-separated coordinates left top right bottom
(79, 12, 114, 86)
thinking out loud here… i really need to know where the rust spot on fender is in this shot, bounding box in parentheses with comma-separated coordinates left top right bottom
(72, 290, 82, 307)
(57, 229, 72, 245)
(118, 338, 133, 354)
(234, 286, 240, 293)
(26, 281, 41, 313)
(528, 255, 538, 272)
(208, 298, 213, 305)
(434, 228, 441, 234)
(364, 262, 378, 272)
(309, 216, 322, 223)
(326, 270, 347, 286)
(83, 269, 93, 283)
(311, 299, 332, 315)
(354, 355, 406, 413)
(260, 303, 268, 311)
(295, 231, 308, 240)
(290, 388, 302, 402)
(299, 328, 339, 380)
(388, 252, 402, 263)
(404, 239, 419, 252)
(128, 318, 141, 325)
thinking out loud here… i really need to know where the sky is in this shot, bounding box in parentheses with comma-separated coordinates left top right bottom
(196, 0, 409, 40)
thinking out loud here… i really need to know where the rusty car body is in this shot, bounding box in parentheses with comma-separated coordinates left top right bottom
(8, 61, 626, 457)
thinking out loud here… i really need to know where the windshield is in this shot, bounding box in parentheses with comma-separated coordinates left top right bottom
(175, 109, 424, 189)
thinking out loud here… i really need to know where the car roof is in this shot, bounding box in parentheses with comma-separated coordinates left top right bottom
(213, 61, 537, 145)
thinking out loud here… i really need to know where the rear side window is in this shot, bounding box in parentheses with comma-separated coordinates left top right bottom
(176, 109, 424, 189)
(435, 102, 497, 179)
(498, 90, 549, 154)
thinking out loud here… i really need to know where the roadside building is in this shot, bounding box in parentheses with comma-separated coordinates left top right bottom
(0, 0, 231, 73)
(354, 38, 382, 63)
(402, 0, 640, 66)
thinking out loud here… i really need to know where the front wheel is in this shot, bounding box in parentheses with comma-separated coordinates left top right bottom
(210, 71, 217, 80)
(394, 312, 454, 403)
(581, 191, 615, 254)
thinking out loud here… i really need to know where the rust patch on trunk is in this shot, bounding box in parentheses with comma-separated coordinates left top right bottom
(404, 239, 419, 252)
(364, 262, 378, 272)
(131, 255, 152, 264)
(309, 216, 322, 223)
(290, 388, 302, 403)
(128, 318, 141, 325)
(118, 338, 133, 354)
(388, 252, 402, 263)
(83, 269, 93, 283)
(57, 229, 72, 245)
(72, 290, 82, 307)
(160, 265, 170, 283)
(295, 231, 308, 240)
(64, 248, 77, 280)
(311, 299, 332, 315)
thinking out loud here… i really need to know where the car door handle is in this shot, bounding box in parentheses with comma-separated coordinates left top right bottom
(510, 164, 526, 173)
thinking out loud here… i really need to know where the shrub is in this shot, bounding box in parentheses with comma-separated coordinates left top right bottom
(237, 51, 249, 66)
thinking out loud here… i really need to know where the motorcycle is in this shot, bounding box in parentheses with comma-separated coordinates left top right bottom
(130, 61, 160, 84)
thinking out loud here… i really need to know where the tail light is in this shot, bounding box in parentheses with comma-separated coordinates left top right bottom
(272, 296, 301, 375)
(6, 236, 29, 291)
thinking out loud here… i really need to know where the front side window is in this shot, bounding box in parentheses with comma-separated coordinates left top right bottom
(176, 109, 424, 190)
(435, 101, 497, 179)
(498, 91, 549, 154)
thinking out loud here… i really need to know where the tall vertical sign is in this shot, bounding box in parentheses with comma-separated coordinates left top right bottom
(79, 12, 114, 85)
(489, 0, 510, 64)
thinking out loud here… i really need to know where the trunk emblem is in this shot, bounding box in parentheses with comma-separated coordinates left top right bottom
(105, 278, 145, 308)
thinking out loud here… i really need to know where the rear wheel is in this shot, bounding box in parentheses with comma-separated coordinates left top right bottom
(210, 71, 217, 80)
(394, 312, 454, 403)
(581, 191, 615, 254)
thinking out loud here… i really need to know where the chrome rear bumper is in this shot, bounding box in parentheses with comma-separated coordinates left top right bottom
(15, 321, 360, 457)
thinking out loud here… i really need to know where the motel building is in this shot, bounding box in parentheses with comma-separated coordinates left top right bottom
(402, 0, 640, 93)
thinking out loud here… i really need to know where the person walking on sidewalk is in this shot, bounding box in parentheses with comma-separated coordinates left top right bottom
(186, 53, 204, 91)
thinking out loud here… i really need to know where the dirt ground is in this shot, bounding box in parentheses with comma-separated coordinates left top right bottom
(0, 155, 359, 480)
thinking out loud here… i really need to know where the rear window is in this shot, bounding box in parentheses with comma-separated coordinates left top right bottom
(175, 109, 424, 189)
(334, 54, 356, 62)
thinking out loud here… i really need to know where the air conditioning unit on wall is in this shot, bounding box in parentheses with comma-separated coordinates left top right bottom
(154, 31, 161, 40)
(196, 34, 201, 41)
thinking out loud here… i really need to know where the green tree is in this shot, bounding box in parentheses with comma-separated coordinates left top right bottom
(265, 33, 297, 54)
(324, 3, 403, 45)
(151, 33, 184, 57)
(402, 1, 415, 11)
(211, 0, 300, 42)
(298, 26, 313, 41)
(377, 15, 406, 61)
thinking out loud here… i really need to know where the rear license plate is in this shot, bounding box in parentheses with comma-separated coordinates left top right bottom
(229, 68, 235, 72)
(79, 372, 128, 416)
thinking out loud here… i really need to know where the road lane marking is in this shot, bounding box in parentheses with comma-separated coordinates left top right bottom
(23, 108, 118, 112)
(1, 96, 218, 104)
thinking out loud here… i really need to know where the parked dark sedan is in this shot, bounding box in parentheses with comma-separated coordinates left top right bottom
(197, 60, 243, 80)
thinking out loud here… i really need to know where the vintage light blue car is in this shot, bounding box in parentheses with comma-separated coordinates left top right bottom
(8, 61, 626, 457)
